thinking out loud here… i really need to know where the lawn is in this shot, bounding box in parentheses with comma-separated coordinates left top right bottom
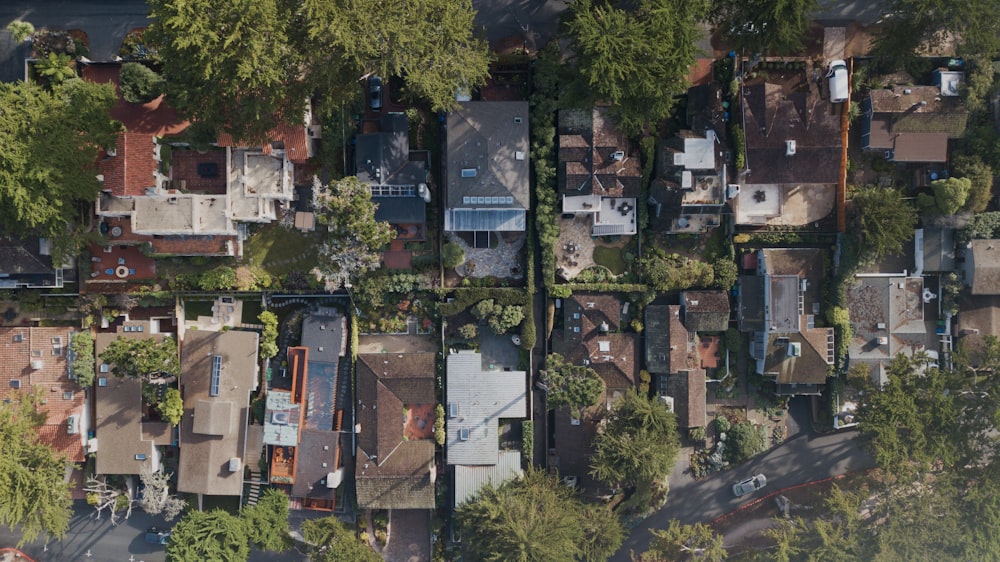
(183, 299, 214, 321)
(243, 223, 320, 277)
(240, 298, 263, 322)
(593, 245, 627, 275)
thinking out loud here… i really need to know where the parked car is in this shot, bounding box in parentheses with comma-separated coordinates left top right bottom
(369, 76, 383, 111)
(827, 59, 849, 103)
(144, 527, 171, 545)
(732, 474, 767, 497)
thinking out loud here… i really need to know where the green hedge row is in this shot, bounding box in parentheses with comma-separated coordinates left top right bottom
(436, 288, 531, 317)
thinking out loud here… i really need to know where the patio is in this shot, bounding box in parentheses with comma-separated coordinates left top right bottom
(183, 297, 245, 331)
(87, 245, 156, 282)
(555, 215, 596, 280)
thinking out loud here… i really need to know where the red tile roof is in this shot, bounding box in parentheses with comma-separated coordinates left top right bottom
(81, 64, 189, 136)
(97, 217, 236, 257)
(0, 327, 86, 462)
(97, 133, 158, 197)
(217, 121, 311, 164)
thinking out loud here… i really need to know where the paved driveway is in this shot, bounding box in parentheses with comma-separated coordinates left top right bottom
(611, 397, 875, 561)
(384, 509, 430, 562)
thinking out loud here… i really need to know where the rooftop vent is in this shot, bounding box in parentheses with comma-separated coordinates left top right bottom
(515, 151, 525, 160)
(228, 458, 241, 472)
(787, 342, 801, 357)
(903, 88, 912, 95)
(785, 140, 796, 156)
(878, 336, 889, 345)
(461, 168, 477, 178)
(611, 151, 625, 161)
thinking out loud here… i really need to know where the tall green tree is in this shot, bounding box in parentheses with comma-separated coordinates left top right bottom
(540, 352, 604, 419)
(917, 176, 972, 215)
(166, 509, 249, 562)
(98, 336, 180, 381)
(953, 154, 994, 213)
(849, 186, 918, 263)
(146, 0, 305, 143)
(157, 388, 184, 426)
(0, 393, 73, 547)
(710, 0, 817, 56)
(241, 488, 290, 552)
(590, 389, 681, 489)
(872, 0, 1000, 67)
(456, 468, 624, 562)
(315, 177, 395, 288)
(301, 516, 381, 562)
(639, 520, 726, 562)
(0, 80, 120, 261)
(566, 0, 708, 135)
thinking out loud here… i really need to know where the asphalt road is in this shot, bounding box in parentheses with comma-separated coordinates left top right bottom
(611, 397, 875, 561)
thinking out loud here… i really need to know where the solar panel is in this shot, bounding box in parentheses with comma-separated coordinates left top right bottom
(210, 355, 222, 396)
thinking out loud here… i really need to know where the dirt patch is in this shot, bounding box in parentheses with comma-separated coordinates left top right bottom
(403, 403, 436, 441)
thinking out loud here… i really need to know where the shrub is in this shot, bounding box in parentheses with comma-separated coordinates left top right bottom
(441, 242, 465, 269)
(519, 306, 536, 350)
(689, 426, 707, 442)
(434, 404, 446, 446)
(119, 62, 165, 104)
(638, 369, 651, 394)
(731, 125, 746, 170)
(457, 323, 478, 339)
(522, 420, 534, 465)
(6, 21, 34, 43)
(70, 331, 95, 388)
(724, 421, 766, 464)
(715, 415, 731, 434)
(198, 266, 237, 291)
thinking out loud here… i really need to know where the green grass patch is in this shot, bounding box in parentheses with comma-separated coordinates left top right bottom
(184, 300, 214, 321)
(593, 246, 627, 275)
(240, 299, 263, 322)
(244, 223, 320, 277)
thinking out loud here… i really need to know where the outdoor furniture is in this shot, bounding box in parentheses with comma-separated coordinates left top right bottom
(115, 266, 129, 278)
(91, 257, 101, 262)
(226, 306, 235, 313)
(90, 272, 100, 278)
(129, 269, 136, 276)
(118, 257, 126, 265)
(104, 269, 114, 275)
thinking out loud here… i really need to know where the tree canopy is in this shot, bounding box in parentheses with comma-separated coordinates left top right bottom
(917, 176, 972, 215)
(0, 80, 120, 262)
(148, 0, 490, 142)
(158, 388, 184, 426)
(872, 0, 1000, 68)
(639, 520, 726, 562)
(540, 352, 604, 419)
(241, 488, 290, 552)
(953, 154, 994, 213)
(314, 177, 395, 289)
(455, 468, 624, 562)
(119, 62, 165, 104)
(166, 509, 250, 562)
(566, 0, 708, 135)
(710, 0, 817, 56)
(590, 388, 681, 489)
(70, 331, 95, 388)
(98, 336, 180, 381)
(0, 393, 73, 547)
(850, 186, 918, 263)
(301, 516, 381, 562)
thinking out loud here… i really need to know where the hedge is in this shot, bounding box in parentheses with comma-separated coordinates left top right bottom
(522, 420, 534, 466)
(520, 304, 536, 350)
(437, 288, 531, 316)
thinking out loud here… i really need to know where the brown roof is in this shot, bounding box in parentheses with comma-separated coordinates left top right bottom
(684, 369, 707, 428)
(291, 429, 342, 501)
(970, 240, 1000, 295)
(216, 120, 311, 165)
(0, 327, 85, 462)
(868, 86, 968, 135)
(891, 132, 950, 162)
(681, 291, 731, 332)
(94, 330, 168, 475)
(957, 294, 1000, 367)
(563, 293, 622, 348)
(177, 330, 259, 497)
(741, 83, 841, 185)
(557, 108, 641, 197)
(763, 331, 833, 386)
(644, 305, 697, 374)
(97, 216, 236, 257)
(355, 353, 436, 509)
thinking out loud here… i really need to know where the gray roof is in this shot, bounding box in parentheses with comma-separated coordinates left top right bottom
(355, 112, 427, 225)
(921, 227, 955, 272)
(847, 276, 926, 365)
(445, 102, 530, 214)
(454, 450, 523, 508)
(300, 309, 346, 363)
(177, 330, 259, 497)
(291, 428, 341, 501)
(446, 351, 527, 465)
(644, 305, 673, 374)
(0, 237, 61, 288)
(262, 390, 300, 447)
(374, 196, 427, 225)
(681, 290, 731, 332)
(738, 276, 766, 333)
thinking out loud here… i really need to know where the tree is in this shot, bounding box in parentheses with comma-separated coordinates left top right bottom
(590, 389, 681, 489)
(710, 0, 816, 56)
(70, 331, 95, 388)
(541, 353, 604, 419)
(953, 154, 994, 213)
(84, 475, 133, 524)
(314, 177, 395, 289)
(442, 241, 466, 269)
(918, 177, 971, 215)
(488, 305, 524, 335)
(0, 394, 72, 546)
(6, 20, 34, 43)
(137, 465, 185, 521)
(872, 0, 1000, 68)
(642, 249, 714, 292)
(850, 186, 918, 262)
(639, 520, 726, 561)
(119, 62, 165, 104)
(147, 0, 306, 143)
(712, 257, 738, 289)
(258, 310, 279, 359)
(99, 336, 179, 381)
(166, 509, 250, 562)
(157, 388, 183, 426)
(857, 354, 960, 477)
(457, 323, 478, 339)
(455, 468, 624, 562)
(566, 0, 708, 135)
(241, 488, 290, 552)
(961, 211, 1000, 242)
(0, 80, 120, 262)
(33, 52, 75, 85)
(301, 516, 381, 562)
(198, 265, 237, 291)
(723, 420, 766, 463)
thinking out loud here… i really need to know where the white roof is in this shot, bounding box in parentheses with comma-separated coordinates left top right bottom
(453, 451, 523, 507)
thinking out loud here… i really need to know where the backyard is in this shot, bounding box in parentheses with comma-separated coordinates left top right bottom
(243, 222, 321, 278)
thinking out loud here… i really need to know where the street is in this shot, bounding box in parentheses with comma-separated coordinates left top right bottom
(611, 398, 875, 560)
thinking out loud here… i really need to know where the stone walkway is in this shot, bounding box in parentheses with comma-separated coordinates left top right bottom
(448, 232, 525, 279)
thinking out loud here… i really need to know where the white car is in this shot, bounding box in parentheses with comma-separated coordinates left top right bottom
(827, 59, 849, 103)
(732, 474, 767, 497)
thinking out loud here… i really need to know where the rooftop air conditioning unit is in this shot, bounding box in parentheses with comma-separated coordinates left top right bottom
(228, 458, 242, 472)
(611, 151, 625, 161)
(785, 140, 796, 156)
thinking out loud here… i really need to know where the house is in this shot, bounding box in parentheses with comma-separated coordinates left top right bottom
(735, 82, 841, 226)
(644, 303, 717, 428)
(650, 84, 730, 234)
(446, 350, 527, 506)
(355, 112, 429, 240)
(0, 236, 74, 289)
(861, 72, 968, 163)
(551, 294, 638, 494)
(0, 327, 88, 463)
(739, 249, 835, 395)
(82, 62, 315, 257)
(966, 240, 1000, 295)
(957, 294, 1000, 368)
(847, 275, 928, 385)
(356, 352, 437, 510)
(93, 330, 173, 475)
(444, 101, 530, 232)
(177, 330, 259, 502)
(916, 227, 956, 274)
(681, 290, 731, 332)
(559, 108, 642, 236)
